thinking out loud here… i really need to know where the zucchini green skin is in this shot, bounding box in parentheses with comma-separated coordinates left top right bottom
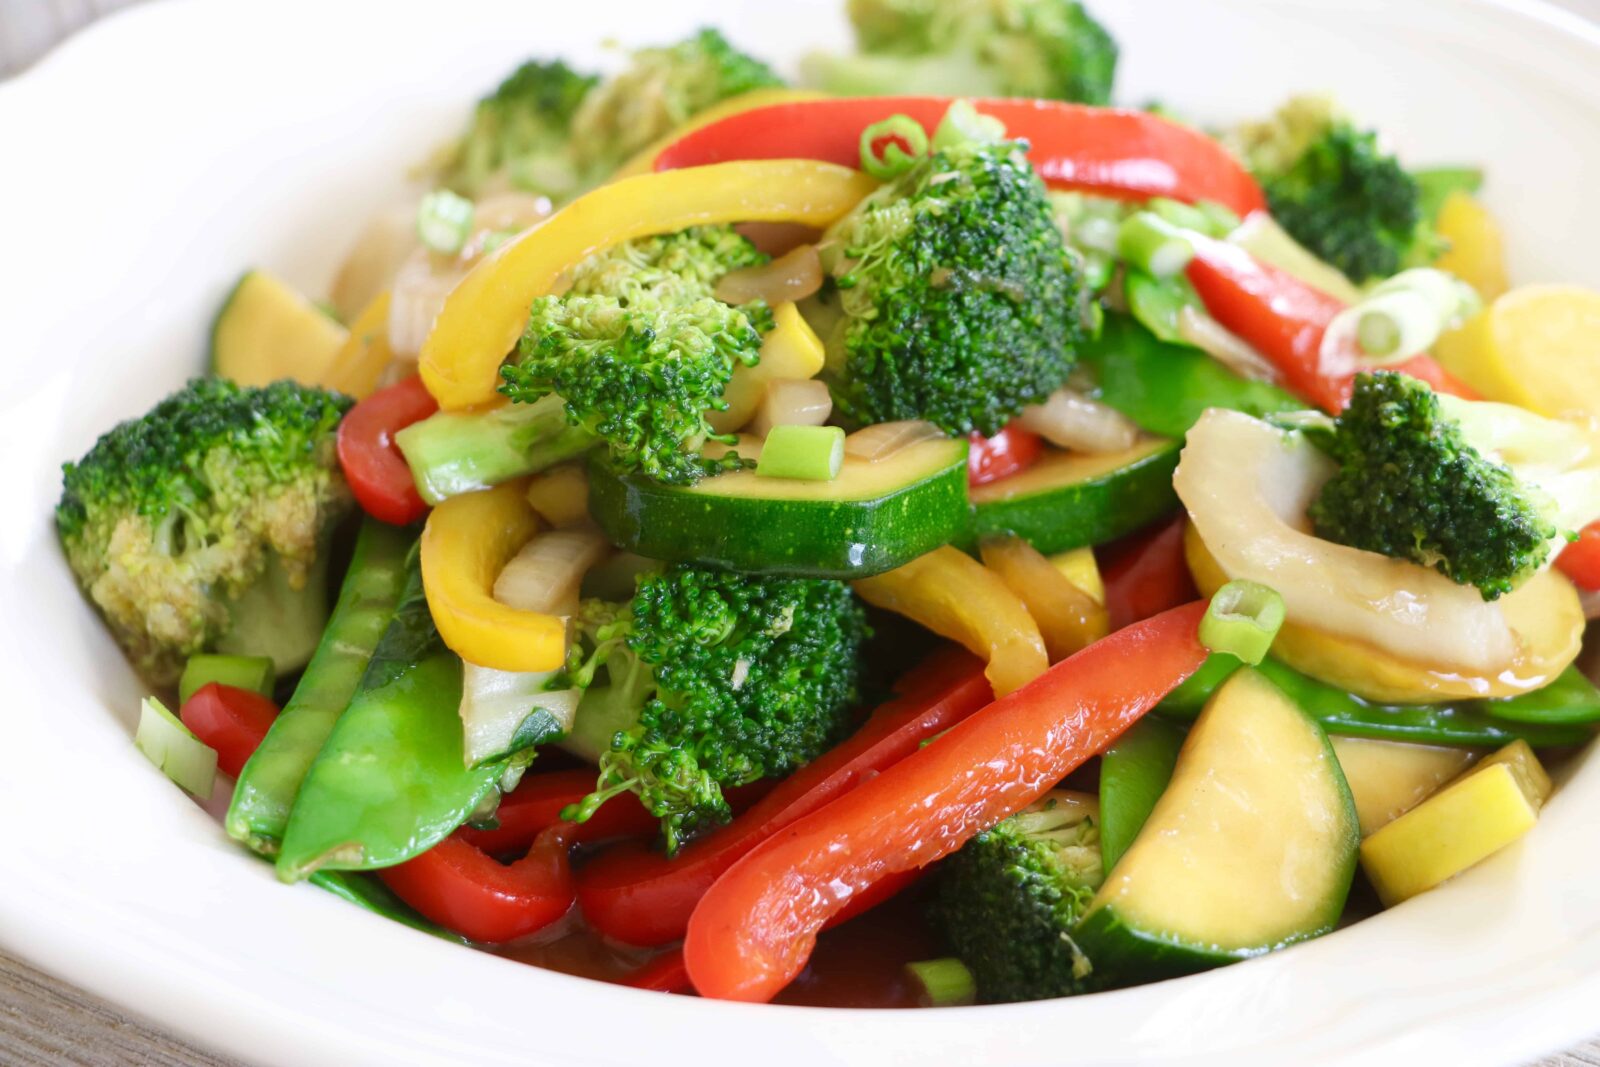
(586, 442, 970, 579)
(968, 439, 1181, 554)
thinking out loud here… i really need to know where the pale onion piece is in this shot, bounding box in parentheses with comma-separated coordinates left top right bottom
(715, 244, 824, 306)
(751, 378, 832, 437)
(388, 248, 467, 358)
(330, 204, 419, 322)
(459, 663, 580, 767)
(1173, 408, 1516, 673)
(1177, 305, 1281, 383)
(459, 192, 555, 261)
(493, 528, 611, 617)
(1015, 388, 1140, 454)
(844, 420, 945, 463)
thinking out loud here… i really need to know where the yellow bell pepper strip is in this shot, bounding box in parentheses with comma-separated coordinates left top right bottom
(419, 161, 879, 411)
(324, 291, 395, 400)
(979, 535, 1109, 662)
(854, 546, 1048, 696)
(610, 88, 828, 180)
(419, 480, 566, 672)
(708, 301, 827, 434)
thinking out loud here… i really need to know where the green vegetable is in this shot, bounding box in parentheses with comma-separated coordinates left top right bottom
(1121, 269, 1202, 344)
(904, 958, 978, 1007)
(755, 425, 845, 481)
(415, 190, 475, 255)
(135, 696, 217, 799)
(276, 555, 500, 882)
(1079, 314, 1302, 437)
(1115, 212, 1194, 278)
(56, 378, 353, 685)
(178, 654, 275, 707)
(558, 565, 868, 853)
(435, 58, 596, 200)
(308, 870, 469, 943)
(499, 225, 772, 486)
(587, 434, 970, 578)
(805, 0, 1118, 105)
(1198, 579, 1284, 665)
(458, 663, 574, 768)
(815, 121, 1088, 437)
(394, 394, 596, 504)
(1098, 717, 1185, 875)
(859, 114, 930, 180)
(1331, 268, 1481, 363)
(931, 791, 1102, 1003)
(1413, 166, 1484, 223)
(226, 520, 414, 856)
(1226, 94, 1437, 283)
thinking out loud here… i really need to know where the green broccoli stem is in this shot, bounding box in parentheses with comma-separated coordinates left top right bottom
(558, 656, 654, 767)
(216, 551, 331, 675)
(393, 394, 597, 505)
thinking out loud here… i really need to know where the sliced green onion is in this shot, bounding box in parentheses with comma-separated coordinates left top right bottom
(135, 696, 217, 799)
(416, 189, 475, 255)
(1079, 249, 1114, 292)
(756, 424, 845, 481)
(905, 958, 977, 1007)
(931, 100, 1007, 152)
(859, 115, 929, 180)
(1326, 268, 1481, 365)
(1199, 580, 1286, 666)
(1116, 212, 1195, 278)
(1195, 199, 1243, 237)
(1146, 197, 1213, 235)
(179, 654, 275, 706)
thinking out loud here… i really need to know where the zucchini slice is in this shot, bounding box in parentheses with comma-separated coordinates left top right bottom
(969, 438, 1180, 554)
(1076, 667, 1358, 985)
(587, 435, 969, 578)
(210, 270, 348, 387)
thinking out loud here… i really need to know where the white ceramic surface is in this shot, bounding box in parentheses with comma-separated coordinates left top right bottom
(3, 1, 1600, 1064)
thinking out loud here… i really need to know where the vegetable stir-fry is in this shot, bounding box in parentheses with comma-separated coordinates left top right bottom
(59, 0, 1600, 1008)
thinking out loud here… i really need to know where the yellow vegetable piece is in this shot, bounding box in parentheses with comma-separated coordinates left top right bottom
(1330, 736, 1478, 836)
(1048, 547, 1105, 606)
(978, 535, 1109, 662)
(708, 301, 826, 434)
(853, 545, 1047, 696)
(524, 463, 591, 528)
(329, 204, 418, 322)
(419, 161, 878, 411)
(610, 88, 828, 179)
(210, 270, 348, 388)
(1433, 191, 1509, 301)
(1434, 285, 1600, 417)
(1359, 740, 1550, 907)
(419, 480, 566, 673)
(1185, 523, 1582, 702)
(322, 292, 395, 400)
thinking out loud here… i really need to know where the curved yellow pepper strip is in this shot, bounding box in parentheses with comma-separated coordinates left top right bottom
(854, 546, 1049, 697)
(420, 479, 566, 672)
(419, 160, 879, 411)
(323, 291, 394, 400)
(610, 87, 828, 180)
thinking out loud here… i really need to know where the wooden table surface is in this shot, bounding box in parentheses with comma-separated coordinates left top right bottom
(4, 0, 1600, 1063)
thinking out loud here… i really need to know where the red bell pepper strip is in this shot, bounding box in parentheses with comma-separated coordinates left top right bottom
(1098, 516, 1199, 632)
(621, 949, 692, 993)
(967, 424, 1043, 488)
(577, 652, 993, 946)
(458, 769, 658, 855)
(1185, 235, 1476, 414)
(682, 602, 1209, 1003)
(180, 683, 278, 779)
(335, 375, 438, 525)
(378, 824, 575, 943)
(653, 98, 1266, 217)
(1557, 525, 1600, 591)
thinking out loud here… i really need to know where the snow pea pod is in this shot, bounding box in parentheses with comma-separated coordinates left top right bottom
(309, 870, 469, 944)
(1098, 716, 1186, 874)
(276, 559, 503, 882)
(1079, 313, 1302, 439)
(226, 520, 415, 855)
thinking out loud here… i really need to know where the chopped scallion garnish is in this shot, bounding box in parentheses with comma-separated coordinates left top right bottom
(859, 114, 930, 180)
(1198, 580, 1286, 665)
(416, 189, 475, 255)
(178, 653, 275, 706)
(756, 424, 846, 481)
(135, 696, 217, 799)
(1116, 212, 1195, 278)
(905, 957, 977, 1007)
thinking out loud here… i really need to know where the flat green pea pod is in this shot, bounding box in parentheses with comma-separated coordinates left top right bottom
(1158, 654, 1598, 748)
(275, 555, 503, 882)
(308, 870, 467, 943)
(226, 520, 415, 855)
(1098, 716, 1186, 874)
(1079, 313, 1302, 438)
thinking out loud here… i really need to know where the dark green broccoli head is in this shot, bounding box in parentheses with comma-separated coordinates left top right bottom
(57, 378, 353, 684)
(570, 29, 783, 175)
(817, 138, 1088, 435)
(561, 565, 869, 853)
(1232, 96, 1435, 283)
(1308, 372, 1558, 600)
(807, 0, 1117, 105)
(499, 226, 771, 486)
(439, 59, 598, 200)
(931, 791, 1103, 1003)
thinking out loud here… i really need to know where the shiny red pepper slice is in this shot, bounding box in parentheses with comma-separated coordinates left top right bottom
(336, 375, 437, 525)
(180, 683, 279, 779)
(1098, 516, 1199, 632)
(377, 825, 575, 944)
(967, 423, 1043, 488)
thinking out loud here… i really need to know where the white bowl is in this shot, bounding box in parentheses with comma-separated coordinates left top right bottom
(3, 0, 1600, 1063)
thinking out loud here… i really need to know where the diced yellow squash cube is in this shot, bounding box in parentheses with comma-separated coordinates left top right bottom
(210, 270, 349, 388)
(1434, 191, 1509, 301)
(1331, 736, 1478, 837)
(525, 463, 591, 528)
(1048, 546, 1105, 606)
(709, 301, 826, 434)
(1434, 285, 1600, 418)
(1359, 741, 1550, 907)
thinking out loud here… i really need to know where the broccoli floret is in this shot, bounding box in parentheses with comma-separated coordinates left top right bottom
(569, 29, 783, 177)
(1229, 95, 1436, 283)
(438, 59, 598, 200)
(1306, 372, 1560, 600)
(499, 226, 772, 486)
(57, 379, 353, 685)
(559, 566, 868, 853)
(931, 791, 1103, 1003)
(805, 0, 1118, 105)
(815, 135, 1089, 435)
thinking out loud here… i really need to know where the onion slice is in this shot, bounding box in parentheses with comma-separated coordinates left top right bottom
(844, 420, 945, 463)
(1177, 305, 1281, 383)
(751, 378, 832, 437)
(715, 244, 824, 306)
(1015, 388, 1140, 453)
(494, 528, 611, 616)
